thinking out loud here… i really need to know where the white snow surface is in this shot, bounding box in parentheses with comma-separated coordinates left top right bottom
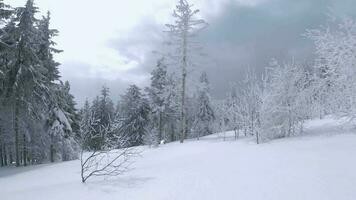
(1, 116, 356, 200)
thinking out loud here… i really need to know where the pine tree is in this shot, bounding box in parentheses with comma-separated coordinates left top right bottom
(194, 72, 215, 139)
(0, 0, 79, 166)
(98, 86, 115, 144)
(38, 11, 62, 83)
(98, 86, 115, 129)
(165, 0, 208, 143)
(147, 58, 170, 144)
(5, 0, 47, 166)
(79, 99, 91, 146)
(120, 85, 150, 147)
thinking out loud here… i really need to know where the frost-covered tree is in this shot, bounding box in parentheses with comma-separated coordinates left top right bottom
(259, 60, 310, 142)
(46, 82, 80, 162)
(81, 87, 115, 150)
(163, 74, 181, 142)
(146, 58, 173, 145)
(37, 12, 61, 83)
(213, 99, 230, 141)
(241, 68, 262, 138)
(4, 0, 48, 166)
(224, 84, 243, 139)
(194, 72, 215, 139)
(165, 0, 208, 143)
(0, 0, 79, 167)
(120, 85, 150, 147)
(305, 17, 356, 118)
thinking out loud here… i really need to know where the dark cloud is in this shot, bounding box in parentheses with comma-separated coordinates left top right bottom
(63, 0, 356, 107)
(200, 0, 356, 98)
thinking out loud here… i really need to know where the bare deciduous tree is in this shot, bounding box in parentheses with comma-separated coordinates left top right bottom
(79, 122, 139, 183)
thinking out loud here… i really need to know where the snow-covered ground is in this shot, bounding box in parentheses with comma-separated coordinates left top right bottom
(1, 116, 356, 200)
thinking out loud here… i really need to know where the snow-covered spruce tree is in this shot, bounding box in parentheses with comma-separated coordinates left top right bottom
(3, 0, 49, 166)
(97, 86, 115, 143)
(83, 87, 115, 150)
(37, 12, 61, 82)
(305, 17, 356, 118)
(146, 58, 172, 145)
(0, 0, 11, 20)
(0, 0, 79, 166)
(259, 60, 310, 142)
(79, 99, 91, 147)
(46, 81, 80, 162)
(37, 11, 73, 163)
(163, 73, 181, 142)
(194, 72, 215, 139)
(120, 85, 150, 147)
(0, 0, 13, 166)
(165, 0, 208, 143)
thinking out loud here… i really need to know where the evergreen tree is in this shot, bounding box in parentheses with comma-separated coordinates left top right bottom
(0, 0, 79, 166)
(194, 72, 215, 139)
(5, 0, 47, 166)
(120, 85, 150, 147)
(37, 11, 61, 83)
(147, 58, 170, 144)
(165, 0, 208, 143)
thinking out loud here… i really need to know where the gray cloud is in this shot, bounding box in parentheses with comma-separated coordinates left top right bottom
(61, 0, 356, 107)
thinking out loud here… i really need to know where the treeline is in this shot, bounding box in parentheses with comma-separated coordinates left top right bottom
(79, 59, 215, 150)
(0, 0, 79, 167)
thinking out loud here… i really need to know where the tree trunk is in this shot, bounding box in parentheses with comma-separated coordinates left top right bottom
(180, 24, 188, 144)
(0, 128, 3, 167)
(9, 148, 12, 165)
(170, 123, 175, 142)
(14, 102, 20, 167)
(158, 111, 163, 144)
(23, 133, 27, 166)
(180, 72, 187, 143)
(0, 143, 3, 167)
(50, 134, 55, 162)
(4, 144, 7, 166)
(234, 128, 238, 140)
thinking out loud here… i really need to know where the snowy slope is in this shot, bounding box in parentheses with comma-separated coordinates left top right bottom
(1, 117, 356, 200)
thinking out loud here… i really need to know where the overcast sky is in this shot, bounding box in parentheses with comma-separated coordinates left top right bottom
(5, 0, 356, 107)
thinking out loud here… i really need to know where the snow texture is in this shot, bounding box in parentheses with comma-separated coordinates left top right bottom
(1, 116, 355, 200)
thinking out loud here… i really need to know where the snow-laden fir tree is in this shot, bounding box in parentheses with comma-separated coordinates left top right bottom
(98, 86, 115, 128)
(46, 81, 80, 162)
(120, 85, 150, 147)
(4, 0, 48, 166)
(0, 0, 80, 166)
(146, 58, 173, 145)
(82, 87, 115, 150)
(194, 72, 215, 139)
(37, 11, 77, 163)
(165, 0, 208, 143)
(37, 12, 61, 82)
